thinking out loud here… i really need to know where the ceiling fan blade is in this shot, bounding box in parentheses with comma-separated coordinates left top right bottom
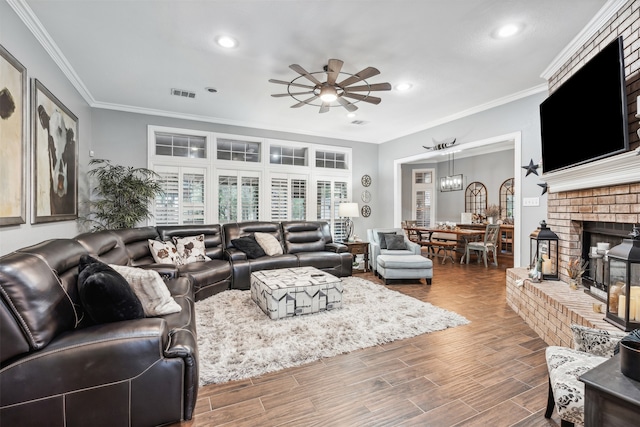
(271, 91, 314, 98)
(342, 92, 382, 105)
(337, 67, 380, 87)
(344, 82, 392, 92)
(336, 97, 358, 112)
(269, 79, 316, 90)
(319, 102, 331, 113)
(289, 64, 323, 85)
(326, 59, 344, 85)
(291, 95, 319, 108)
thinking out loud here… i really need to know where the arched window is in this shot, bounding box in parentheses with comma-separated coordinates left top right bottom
(500, 178, 515, 223)
(465, 182, 487, 215)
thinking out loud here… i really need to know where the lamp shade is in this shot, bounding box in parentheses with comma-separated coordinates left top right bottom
(339, 202, 360, 218)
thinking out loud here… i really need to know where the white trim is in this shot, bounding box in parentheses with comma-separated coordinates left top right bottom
(393, 131, 522, 266)
(542, 149, 640, 193)
(540, 0, 627, 79)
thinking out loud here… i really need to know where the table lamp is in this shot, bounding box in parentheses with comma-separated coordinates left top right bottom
(338, 202, 360, 242)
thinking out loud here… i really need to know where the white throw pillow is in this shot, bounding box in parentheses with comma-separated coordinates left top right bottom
(254, 232, 284, 256)
(148, 239, 184, 265)
(110, 264, 182, 316)
(173, 234, 212, 264)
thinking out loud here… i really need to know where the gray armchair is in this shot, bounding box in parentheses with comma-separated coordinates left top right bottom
(367, 228, 421, 273)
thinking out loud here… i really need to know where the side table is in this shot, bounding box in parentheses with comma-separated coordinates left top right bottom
(343, 241, 370, 273)
(580, 353, 640, 426)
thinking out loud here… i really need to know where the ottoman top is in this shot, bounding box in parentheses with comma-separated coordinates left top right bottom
(377, 254, 432, 269)
(251, 266, 341, 289)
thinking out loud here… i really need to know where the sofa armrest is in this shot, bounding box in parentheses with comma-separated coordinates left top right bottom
(405, 239, 421, 255)
(370, 241, 381, 271)
(325, 242, 348, 253)
(224, 247, 248, 261)
(139, 263, 179, 280)
(1, 318, 175, 405)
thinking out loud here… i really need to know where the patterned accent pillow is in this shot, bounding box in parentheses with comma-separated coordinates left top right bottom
(571, 324, 626, 357)
(148, 239, 184, 266)
(173, 234, 212, 264)
(110, 264, 182, 317)
(254, 232, 284, 256)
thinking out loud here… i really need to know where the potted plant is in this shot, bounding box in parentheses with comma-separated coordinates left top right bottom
(81, 159, 164, 230)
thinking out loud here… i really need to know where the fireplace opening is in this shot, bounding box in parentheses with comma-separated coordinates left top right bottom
(581, 221, 634, 301)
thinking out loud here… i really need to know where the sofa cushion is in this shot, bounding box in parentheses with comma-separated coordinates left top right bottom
(109, 264, 181, 317)
(255, 232, 284, 256)
(231, 235, 267, 259)
(377, 231, 397, 249)
(385, 234, 406, 250)
(77, 255, 145, 324)
(148, 239, 184, 265)
(173, 234, 212, 263)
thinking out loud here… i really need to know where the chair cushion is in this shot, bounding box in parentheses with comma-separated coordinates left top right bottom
(545, 346, 607, 425)
(385, 234, 406, 250)
(570, 323, 626, 357)
(377, 254, 432, 269)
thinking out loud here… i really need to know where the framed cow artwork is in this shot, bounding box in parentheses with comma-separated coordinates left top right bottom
(0, 44, 27, 226)
(31, 78, 78, 223)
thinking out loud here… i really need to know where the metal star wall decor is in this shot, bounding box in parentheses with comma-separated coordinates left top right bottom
(522, 159, 539, 176)
(538, 182, 548, 195)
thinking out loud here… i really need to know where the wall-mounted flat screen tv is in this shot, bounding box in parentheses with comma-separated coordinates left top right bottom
(540, 36, 629, 174)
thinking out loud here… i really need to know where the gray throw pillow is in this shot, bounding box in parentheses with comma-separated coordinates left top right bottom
(385, 234, 406, 250)
(377, 232, 396, 249)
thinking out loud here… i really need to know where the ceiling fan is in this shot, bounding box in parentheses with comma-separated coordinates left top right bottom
(269, 59, 392, 113)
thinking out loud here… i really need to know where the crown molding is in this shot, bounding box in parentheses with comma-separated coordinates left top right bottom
(8, 0, 96, 104)
(540, 0, 627, 80)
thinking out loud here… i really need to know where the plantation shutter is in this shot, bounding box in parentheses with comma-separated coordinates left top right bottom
(155, 171, 180, 225)
(154, 167, 206, 225)
(291, 178, 307, 220)
(270, 177, 288, 220)
(316, 179, 348, 242)
(217, 170, 261, 223)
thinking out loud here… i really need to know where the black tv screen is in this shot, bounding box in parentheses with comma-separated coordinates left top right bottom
(540, 36, 629, 174)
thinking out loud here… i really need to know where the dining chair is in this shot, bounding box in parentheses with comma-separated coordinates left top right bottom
(464, 223, 500, 267)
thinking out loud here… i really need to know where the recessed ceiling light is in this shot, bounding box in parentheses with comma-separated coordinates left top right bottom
(216, 35, 238, 48)
(347, 112, 356, 118)
(495, 24, 520, 38)
(395, 82, 413, 92)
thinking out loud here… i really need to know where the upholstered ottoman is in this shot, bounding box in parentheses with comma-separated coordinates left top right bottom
(376, 254, 433, 285)
(250, 266, 343, 320)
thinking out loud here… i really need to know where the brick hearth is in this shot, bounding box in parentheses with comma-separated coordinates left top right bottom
(506, 268, 618, 347)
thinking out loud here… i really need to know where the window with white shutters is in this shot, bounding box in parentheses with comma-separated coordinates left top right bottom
(270, 174, 307, 221)
(317, 179, 348, 242)
(217, 170, 260, 223)
(154, 166, 206, 225)
(412, 169, 435, 227)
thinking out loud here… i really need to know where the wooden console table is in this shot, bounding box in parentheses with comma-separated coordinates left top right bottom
(343, 241, 370, 272)
(580, 354, 640, 427)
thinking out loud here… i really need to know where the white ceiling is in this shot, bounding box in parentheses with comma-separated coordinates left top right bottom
(18, 0, 612, 144)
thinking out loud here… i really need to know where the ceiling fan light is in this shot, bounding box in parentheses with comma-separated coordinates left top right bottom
(319, 86, 338, 103)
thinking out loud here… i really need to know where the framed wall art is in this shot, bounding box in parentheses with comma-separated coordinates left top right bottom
(31, 78, 78, 223)
(0, 44, 27, 226)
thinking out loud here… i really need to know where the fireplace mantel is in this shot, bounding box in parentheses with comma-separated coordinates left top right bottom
(543, 149, 640, 193)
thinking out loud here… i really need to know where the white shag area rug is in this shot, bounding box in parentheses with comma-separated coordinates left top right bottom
(195, 276, 469, 385)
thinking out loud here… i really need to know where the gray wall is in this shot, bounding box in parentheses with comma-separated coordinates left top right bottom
(379, 93, 549, 266)
(0, 1, 93, 255)
(401, 149, 515, 223)
(0, 0, 549, 263)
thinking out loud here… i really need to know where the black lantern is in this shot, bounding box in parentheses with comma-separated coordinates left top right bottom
(530, 220, 559, 280)
(605, 226, 640, 331)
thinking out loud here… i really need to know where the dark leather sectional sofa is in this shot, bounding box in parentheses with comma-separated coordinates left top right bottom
(0, 220, 351, 426)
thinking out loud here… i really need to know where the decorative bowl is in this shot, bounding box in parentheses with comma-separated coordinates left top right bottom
(620, 340, 640, 382)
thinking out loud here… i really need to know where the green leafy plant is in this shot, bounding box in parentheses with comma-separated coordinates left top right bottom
(82, 159, 164, 230)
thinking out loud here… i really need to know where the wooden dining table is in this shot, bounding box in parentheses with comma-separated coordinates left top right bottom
(406, 227, 486, 264)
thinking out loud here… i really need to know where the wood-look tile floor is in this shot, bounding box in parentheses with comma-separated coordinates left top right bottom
(171, 253, 563, 427)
